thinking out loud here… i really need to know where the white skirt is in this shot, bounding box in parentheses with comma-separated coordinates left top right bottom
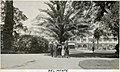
(61, 49, 65, 56)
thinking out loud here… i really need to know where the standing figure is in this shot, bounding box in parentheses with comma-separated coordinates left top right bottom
(49, 41, 54, 57)
(65, 41, 69, 58)
(53, 41, 57, 57)
(92, 41, 95, 53)
(65, 45, 69, 58)
(61, 42, 65, 57)
(115, 44, 119, 54)
(57, 42, 61, 57)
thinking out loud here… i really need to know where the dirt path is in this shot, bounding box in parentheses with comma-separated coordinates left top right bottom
(1, 54, 117, 69)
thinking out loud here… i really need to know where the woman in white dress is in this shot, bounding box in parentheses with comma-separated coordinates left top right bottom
(61, 42, 65, 57)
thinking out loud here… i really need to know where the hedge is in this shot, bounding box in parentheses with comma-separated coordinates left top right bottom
(12, 35, 49, 54)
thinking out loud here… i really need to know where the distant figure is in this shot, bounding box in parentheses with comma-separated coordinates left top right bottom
(61, 42, 65, 57)
(53, 41, 58, 57)
(115, 44, 119, 54)
(92, 41, 95, 53)
(65, 41, 69, 58)
(65, 45, 69, 58)
(49, 41, 54, 57)
(57, 42, 61, 57)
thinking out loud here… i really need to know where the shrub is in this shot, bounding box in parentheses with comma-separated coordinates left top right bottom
(83, 44, 87, 48)
(12, 35, 49, 54)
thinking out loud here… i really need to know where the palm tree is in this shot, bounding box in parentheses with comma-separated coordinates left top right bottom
(34, 1, 93, 44)
(37, 1, 76, 43)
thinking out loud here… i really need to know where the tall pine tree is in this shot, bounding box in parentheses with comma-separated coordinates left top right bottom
(3, 0, 14, 53)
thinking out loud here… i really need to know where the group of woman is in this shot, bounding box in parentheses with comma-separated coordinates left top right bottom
(49, 41, 69, 58)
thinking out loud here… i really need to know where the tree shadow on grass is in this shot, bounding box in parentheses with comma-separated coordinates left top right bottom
(69, 53, 119, 58)
(79, 59, 119, 69)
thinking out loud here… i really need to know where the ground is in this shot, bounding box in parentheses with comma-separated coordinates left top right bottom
(1, 49, 119, 69)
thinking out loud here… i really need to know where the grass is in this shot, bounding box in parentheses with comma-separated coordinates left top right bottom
(79, 59, 119, 69)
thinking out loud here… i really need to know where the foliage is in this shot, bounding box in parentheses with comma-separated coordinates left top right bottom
(101, 2, 119, 37)
(92, 1, 119, 53)
(1, 0, 28, 28)
(34, 1, 76, 43)
(73, 1, 119, 52)
(94, 28, 103, 40)
(12, 35, 49, 53)
(1, 0, 28, 38)
(71, 1, 94, 37)
(94, 28, 103, 49)
(1, 0, 28, 52)
(34, 1, 92, 43)
(90, 1, 119, 38)
(2, 0, 14, 51)
(72, 1, 92, 17)
(72, 1, 119, 38)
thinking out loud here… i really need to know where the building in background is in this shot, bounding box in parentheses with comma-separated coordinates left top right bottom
(68, 34, 118, 50)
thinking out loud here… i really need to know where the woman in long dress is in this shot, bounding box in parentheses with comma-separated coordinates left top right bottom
(61, 42, 65, 57)
(57, 42, 61, 57)
(49, 41, 54, 57)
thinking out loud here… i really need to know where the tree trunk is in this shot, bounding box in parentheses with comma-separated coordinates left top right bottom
(3, 0, 14, 53)
(87, 35, 89, 49)
(59, 26, 64, 44)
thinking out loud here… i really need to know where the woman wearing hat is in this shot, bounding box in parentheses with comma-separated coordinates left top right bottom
(61, 42, 65, 57)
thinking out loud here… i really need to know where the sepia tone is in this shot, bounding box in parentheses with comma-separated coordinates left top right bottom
(0, 0, 119, 69)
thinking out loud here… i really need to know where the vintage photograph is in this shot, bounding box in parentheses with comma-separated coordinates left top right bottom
(0, 0, 119, 70)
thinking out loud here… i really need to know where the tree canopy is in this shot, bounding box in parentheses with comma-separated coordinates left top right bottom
(1, 0, 28, 31)
(34, 1, 92, 43)
(1, 0, 28, 52)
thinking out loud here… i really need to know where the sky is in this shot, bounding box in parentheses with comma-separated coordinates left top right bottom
(13, 1, 49, 27)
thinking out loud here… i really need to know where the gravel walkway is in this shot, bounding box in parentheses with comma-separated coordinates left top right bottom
(1, 54, 118, 69)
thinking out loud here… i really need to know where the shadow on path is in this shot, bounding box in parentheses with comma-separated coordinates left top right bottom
(69, 53, 119, 58)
